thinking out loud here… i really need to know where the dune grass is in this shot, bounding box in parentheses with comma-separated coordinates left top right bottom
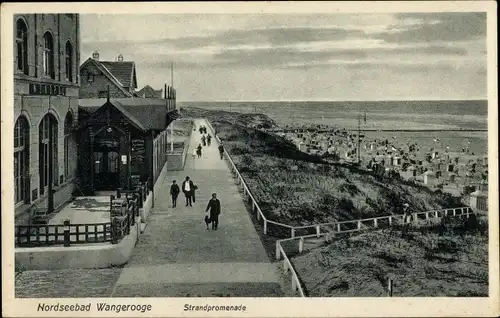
(183, 107, 464, 228)
(292, 215, 488, 297)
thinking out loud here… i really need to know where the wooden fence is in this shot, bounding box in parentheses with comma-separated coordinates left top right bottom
(15, 189, 141, 248)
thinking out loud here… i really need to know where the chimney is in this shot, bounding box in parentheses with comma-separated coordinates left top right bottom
(117, 54, 124, 62)
(92, 51, 99, 60)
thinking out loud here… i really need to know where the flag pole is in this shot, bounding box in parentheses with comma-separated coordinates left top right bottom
(170, 62, 174, 152)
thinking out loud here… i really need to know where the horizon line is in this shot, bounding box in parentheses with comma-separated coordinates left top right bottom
(178, 98, 488, 103)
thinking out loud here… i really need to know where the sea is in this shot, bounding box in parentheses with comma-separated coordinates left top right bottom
(179, 100, 489, 155)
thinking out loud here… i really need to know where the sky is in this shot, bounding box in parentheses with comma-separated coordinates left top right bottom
(80, 12, 487, 101)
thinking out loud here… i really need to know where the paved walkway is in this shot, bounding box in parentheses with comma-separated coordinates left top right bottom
(16, 118, 282, 298)
(110, 118, 282, 297)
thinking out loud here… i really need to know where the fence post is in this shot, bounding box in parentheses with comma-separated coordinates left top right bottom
(257, 210, 261, 221)
(388, 216, 392, 226)
(276, 242, 281, 260)
(425, 212, 429, 220)
(292, 276, 297, 291)
(263, 220, 268, 235)
(413, 213, 418, 223)
(435, 211, 439, 218)
(316, 225, 320, 237)
(373, 218, 378, 228)
(291, 228, 295, 238)
(388, 278, 393, 297)
(337, 223, 341, 232)
(63, 220, 71, 247)
(111, 218, 119, 244)
(453, 209, 456, 216)
(357, 220, 362, 230)
(299, 237, 304, 253)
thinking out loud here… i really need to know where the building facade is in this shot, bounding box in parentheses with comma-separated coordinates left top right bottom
(79, 52, 138, 98)
(14, 14, 80, 223)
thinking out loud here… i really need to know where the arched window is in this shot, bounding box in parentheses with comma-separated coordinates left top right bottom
(16, 19, 28, 74)
(39, 113, 58, 195)
(64, 112, 73, 178)
(65, 41, 73, 82)
(43, 32, 54, 79)
(14, 116, 30, 204)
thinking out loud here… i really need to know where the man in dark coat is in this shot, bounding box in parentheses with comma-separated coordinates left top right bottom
(182, 176, 195, 207)
(218, 143, 224, 160)
(170, 180, 180, 208)
(205, 193, 221, 230)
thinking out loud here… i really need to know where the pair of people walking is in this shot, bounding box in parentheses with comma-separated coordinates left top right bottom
(170, 180, 223, 231)
(169, 176, 198, 207)
(199, 125, 207, 134)
(201, 134, 212, 147)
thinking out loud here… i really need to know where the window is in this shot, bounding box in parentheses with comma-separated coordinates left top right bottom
(39, 114, 58, 195)
(65, 41, 73, 81)
(108, 152, 119, 173)
(43, 32, 54, 78)
(16, 19, 28, 75)
(64, 112, 73, 178)
(14, 116, 30, 204)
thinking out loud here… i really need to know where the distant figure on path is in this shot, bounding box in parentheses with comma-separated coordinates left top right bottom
(205, 193, 221, 230)
(203, 126, 207, 134)
(170, 180, 180, 208)
(403, 203, 411, 223)
(197, 144, 203, 158)
(192, 148, 197, 160)
(199, 126, 203, 134)
(182, 176, 195, 207)
(207, 134, 212, 146)
(218, 143, 225, 160)
(201, 135, 206, 146)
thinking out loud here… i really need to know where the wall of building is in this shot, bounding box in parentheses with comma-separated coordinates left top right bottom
(13, 14, 80, 222)
(79, 62, 129, 99)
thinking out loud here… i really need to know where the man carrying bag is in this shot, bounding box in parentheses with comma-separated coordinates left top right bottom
(205, 193, 221, 230)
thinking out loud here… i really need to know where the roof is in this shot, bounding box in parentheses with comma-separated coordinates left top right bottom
(80, 58, 133, 97)
(79, 98, 173, 131)
(137, 85, 163, 98)
(100, 61, 137, 89)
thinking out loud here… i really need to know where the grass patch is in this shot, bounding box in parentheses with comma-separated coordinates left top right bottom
(292, 216, 488, 297)
(184, 107, 464, 227)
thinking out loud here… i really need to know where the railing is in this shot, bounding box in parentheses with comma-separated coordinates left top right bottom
(205, 120, 476, 239)
(15, 189, 141, 248)
(205, 119, 478, 298)
(16, 222, 112, 247)
(275, 206, 474, 298)
(276, 241, 305, 297)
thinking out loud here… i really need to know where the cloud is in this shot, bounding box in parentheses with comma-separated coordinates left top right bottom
(374, 12, 487, 43)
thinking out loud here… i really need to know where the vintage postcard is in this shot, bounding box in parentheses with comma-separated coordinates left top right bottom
(1, 1, 498, 317)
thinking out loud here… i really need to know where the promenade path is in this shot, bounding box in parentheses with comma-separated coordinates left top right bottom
(16, 119, 282, 297)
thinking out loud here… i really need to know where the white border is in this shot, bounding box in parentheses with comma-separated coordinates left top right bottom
(2, 2, 498, 317)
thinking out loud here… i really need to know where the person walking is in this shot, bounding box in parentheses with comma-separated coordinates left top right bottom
(205, 193, 221, 230)
(201, 135, 206, 147)
(182, 176, 195, 207)
(403, 203, 411, 223)
(207, 134, 212, 146)
(218, 143, 225, 160)
(170, 180, 180, 208)
(192, 148, 197, 160)
(196, 144, 202, 158)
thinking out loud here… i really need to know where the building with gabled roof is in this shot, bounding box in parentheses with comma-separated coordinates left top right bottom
(137, 85, 163, 98)
(79, 51, 138, 98)
(77, 94, 178, 194)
